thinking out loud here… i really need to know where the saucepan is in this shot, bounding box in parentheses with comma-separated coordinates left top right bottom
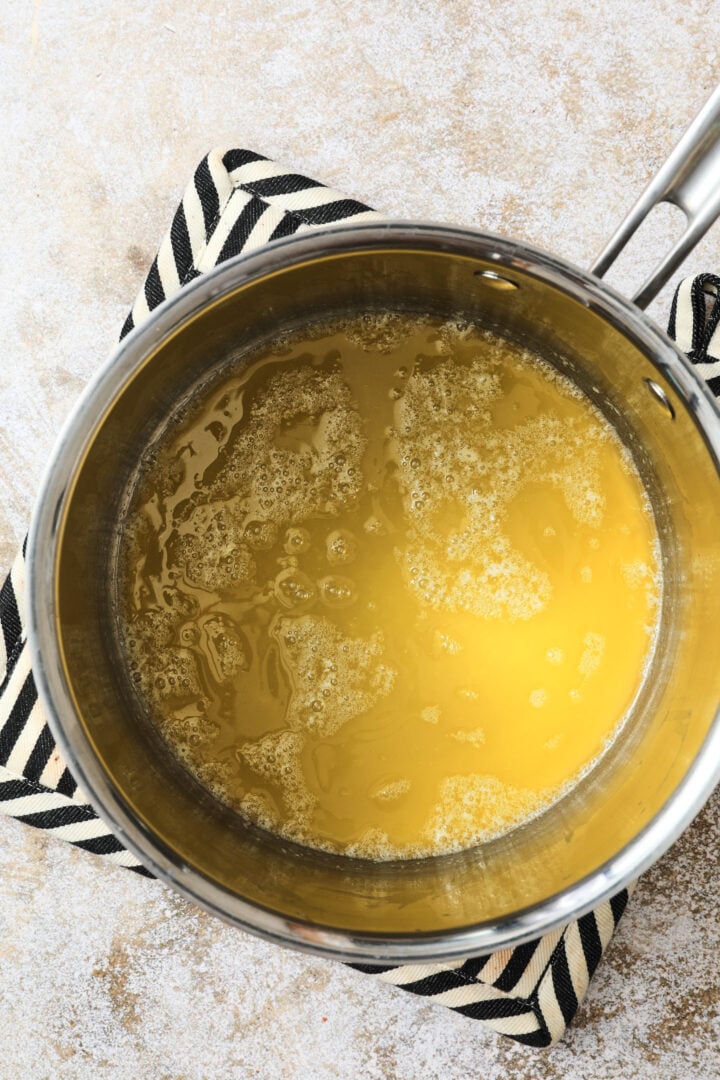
(26, 88, 720, 963)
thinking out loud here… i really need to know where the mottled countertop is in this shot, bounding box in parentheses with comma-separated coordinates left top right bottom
(1, 2, 719, 1077)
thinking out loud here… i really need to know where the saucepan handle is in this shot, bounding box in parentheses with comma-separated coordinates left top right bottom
(592, 84, 720, 310)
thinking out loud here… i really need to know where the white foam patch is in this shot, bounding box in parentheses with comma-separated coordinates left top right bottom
(238, 730, 316, 821)
(433, 631, 463, 656)
(342, 312, 422, 354)
(420, 705, 441, 724)
(450, 728, 486, 747)
(390, 343, 619, 622)
(272, 614, 396, 738)
(421, 774, 556, 854)
(579, 632, 605, 677)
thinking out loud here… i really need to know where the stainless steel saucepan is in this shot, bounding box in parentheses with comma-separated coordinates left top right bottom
(27, 88, 720, 964)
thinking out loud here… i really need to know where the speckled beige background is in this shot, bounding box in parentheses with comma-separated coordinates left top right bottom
(1, 2, 719, 1077)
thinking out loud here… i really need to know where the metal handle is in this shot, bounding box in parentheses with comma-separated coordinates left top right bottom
(592, 85, 720, 309)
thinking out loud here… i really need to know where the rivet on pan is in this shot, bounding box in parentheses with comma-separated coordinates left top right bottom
(474, 269, 520, 291)
(644, 378, 676, 420)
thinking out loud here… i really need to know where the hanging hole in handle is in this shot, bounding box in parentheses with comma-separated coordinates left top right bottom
(644, 378, 676, 420)
(474, 269, 520, 291)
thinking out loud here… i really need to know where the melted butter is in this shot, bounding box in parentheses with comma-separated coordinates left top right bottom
(118, 315, 661, 859)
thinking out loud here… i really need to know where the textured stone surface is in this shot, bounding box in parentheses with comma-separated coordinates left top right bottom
(1, 1, 720, 1076)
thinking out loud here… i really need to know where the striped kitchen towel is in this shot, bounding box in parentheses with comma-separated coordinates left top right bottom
(1, 149, 715, 1047)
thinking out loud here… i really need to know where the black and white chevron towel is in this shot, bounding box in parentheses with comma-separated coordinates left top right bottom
(0, 149, 715, 1047)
